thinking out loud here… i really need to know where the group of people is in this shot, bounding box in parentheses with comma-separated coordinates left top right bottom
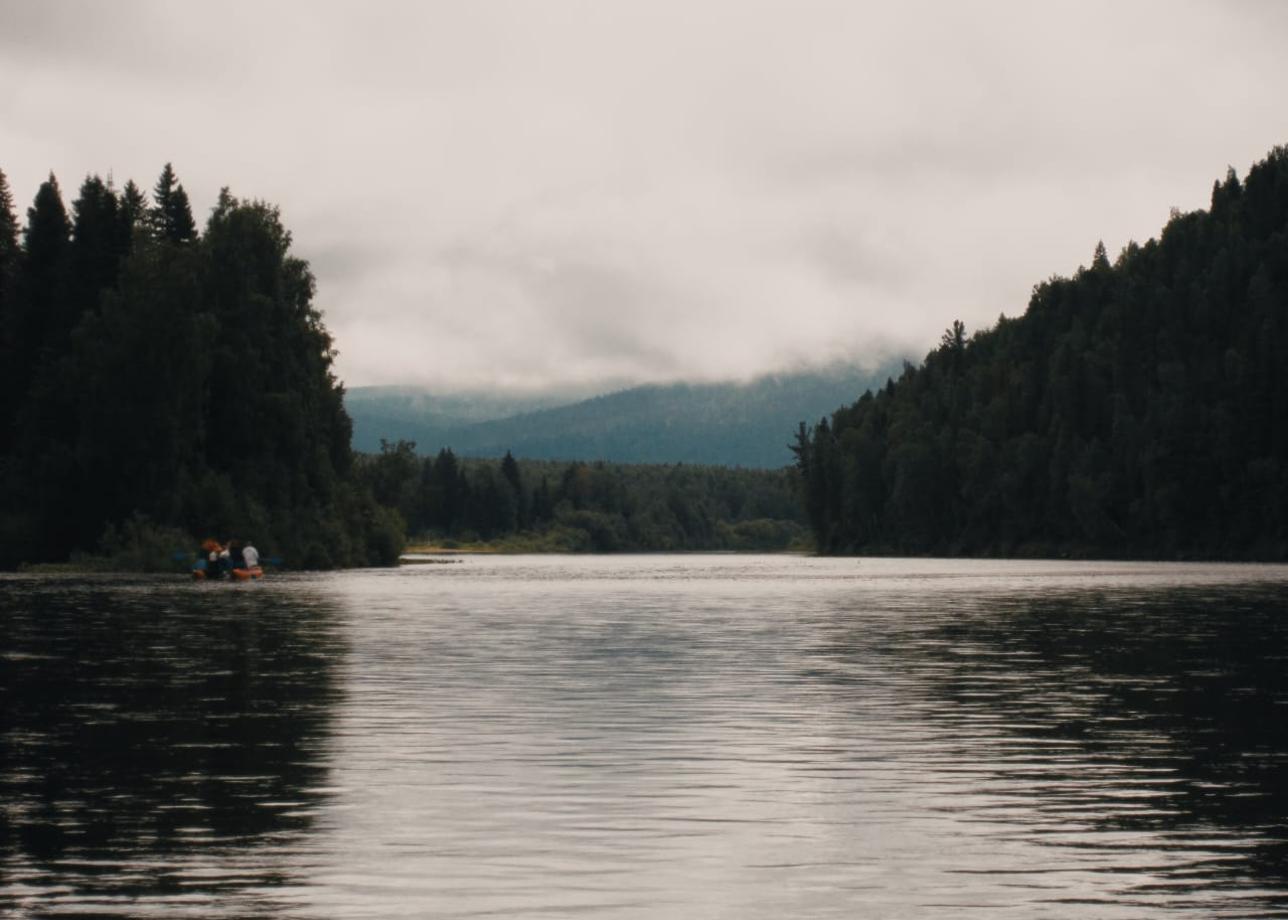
(193, 537, 261, 579)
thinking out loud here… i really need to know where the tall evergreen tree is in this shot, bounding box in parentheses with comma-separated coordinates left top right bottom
(149, 163, 197, 244)
(68, 175, 124, 324)
(0, 168, 17, 288)
(0, 169, 20, 455)
(118, 179, 148, 246)
(16, 174, 71, 388)
(1091, 240, 1110, 271)
(424, 448, 464, 532)
(500, 449, 527, 527)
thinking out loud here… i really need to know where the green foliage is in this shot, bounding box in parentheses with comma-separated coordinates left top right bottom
(0, 169, 21, 457)
(14, 175, 71, 404)
(81, 514, 196, 573)
(796, 145, 1288, 561)
(718, 518, 811, 552)
(367, 450, 807, 553)
(149, 162, 197, 244)
(0, 163, 395, 570)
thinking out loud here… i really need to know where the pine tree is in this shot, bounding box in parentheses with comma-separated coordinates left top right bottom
(68, 175, 123, 324)
(0, 169, 21, 454)
(425, 448, 463, 532)
(1092, 240, 1110, 271)
(167, 185, 197, 242)
(17, 174, 71, 378)
(500, 449, 527, 527)
(0, 169, 17, 282)
(118, 179, 148, 244)
(149, 163, 197, 243)
(531, 475, 554, 524)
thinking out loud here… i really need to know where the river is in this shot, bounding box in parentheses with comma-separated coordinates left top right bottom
(4, 555, 1288, 917)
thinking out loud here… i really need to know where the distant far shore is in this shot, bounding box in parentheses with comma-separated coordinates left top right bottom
(404, 543, 504, 555)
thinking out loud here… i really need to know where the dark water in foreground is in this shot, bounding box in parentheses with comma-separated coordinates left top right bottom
(4, 556, 1288, 918)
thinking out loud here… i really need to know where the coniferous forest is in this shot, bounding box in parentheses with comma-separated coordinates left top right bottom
(361, 442, 807, 552)
(0, 165, 405, 569)
(6, 147, 1288, 569)
(794, 146, 1288, 560)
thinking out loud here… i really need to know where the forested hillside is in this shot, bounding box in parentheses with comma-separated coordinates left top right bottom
(346, 386, 580, 443)
(349, 365, 904, 468)
(0, 165, 403, 569)
(795, 146, 1288, 560)
(361, 442, 807, 552)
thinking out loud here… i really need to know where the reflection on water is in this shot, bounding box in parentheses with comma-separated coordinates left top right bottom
(4, 557, 1288, 917)
(810, 582, 1288, 916)
(0, 575, 345, 917)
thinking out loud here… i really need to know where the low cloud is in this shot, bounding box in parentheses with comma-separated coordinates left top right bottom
(2, 0, 1286, 390)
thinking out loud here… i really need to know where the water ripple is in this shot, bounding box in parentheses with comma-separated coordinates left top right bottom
(4, 558, 1288, 917)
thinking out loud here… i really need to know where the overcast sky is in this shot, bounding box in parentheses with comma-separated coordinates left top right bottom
(2, 1, 1286, 391)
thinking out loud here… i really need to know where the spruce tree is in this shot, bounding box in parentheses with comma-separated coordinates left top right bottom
(17, 174, 71, 382)
(1092, 240, 1110, 271)
(149, 163, 197, 244)
(425, 448, 463, 532)
(118, 179, 148, 245)
(500, 449, 527, 527)
(0, 169, 17, 283)
(68, 175, 123, 324)
(0, 169, 20, 454)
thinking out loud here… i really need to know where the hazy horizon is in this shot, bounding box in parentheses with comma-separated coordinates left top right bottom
(4, 0, 1286, 390)
(342, 351, 909, 400)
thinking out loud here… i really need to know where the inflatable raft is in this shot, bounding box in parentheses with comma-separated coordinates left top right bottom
(192, 561, 264, 580)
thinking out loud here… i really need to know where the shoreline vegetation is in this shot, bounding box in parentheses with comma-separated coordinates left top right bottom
(0, 164, 403, 572)
(6, 148, 1288, 572)
(359, 447, 811, 555)
(401, 534, 815, 556)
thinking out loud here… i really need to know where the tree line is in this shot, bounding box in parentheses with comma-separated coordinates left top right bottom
(0, 164, 404, 569)
(359, 441, 807, 552)
(794, 145, 1288, 560)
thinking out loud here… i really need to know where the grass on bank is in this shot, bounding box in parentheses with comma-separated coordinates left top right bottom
(404, 518, 814, 556)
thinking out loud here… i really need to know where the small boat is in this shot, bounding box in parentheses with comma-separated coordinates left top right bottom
(191, 561, 264, 580)
(193, 539, 266, 580)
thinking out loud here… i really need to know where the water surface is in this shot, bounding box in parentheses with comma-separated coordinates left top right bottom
(4, 556, 1288, 917)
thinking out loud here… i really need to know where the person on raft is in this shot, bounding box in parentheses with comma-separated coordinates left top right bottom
(198, 538, 224, 576)
(194, 537, 263, 578)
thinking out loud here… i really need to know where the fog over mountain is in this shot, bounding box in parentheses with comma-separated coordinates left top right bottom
(346, 361, 907, 467)
(3, 2, 1287, 391)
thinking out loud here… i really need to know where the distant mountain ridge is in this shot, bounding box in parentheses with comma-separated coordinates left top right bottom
(346, 363, 906, 468)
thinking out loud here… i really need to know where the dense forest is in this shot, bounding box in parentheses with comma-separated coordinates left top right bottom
(0, 165, 404, 569)
(360, 441, 807, 552)
(795, 146, 1288, 560)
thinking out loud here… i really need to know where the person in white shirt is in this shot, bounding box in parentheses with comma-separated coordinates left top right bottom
(242, 543, 260, 569)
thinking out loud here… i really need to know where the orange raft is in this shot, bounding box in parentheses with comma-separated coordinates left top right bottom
(192, 565, 264, 580)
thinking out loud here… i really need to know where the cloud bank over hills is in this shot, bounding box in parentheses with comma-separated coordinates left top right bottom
(3, 2, 1287, 390)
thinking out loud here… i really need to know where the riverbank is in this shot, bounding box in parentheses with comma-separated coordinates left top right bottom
(404, 525, 814, 556)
